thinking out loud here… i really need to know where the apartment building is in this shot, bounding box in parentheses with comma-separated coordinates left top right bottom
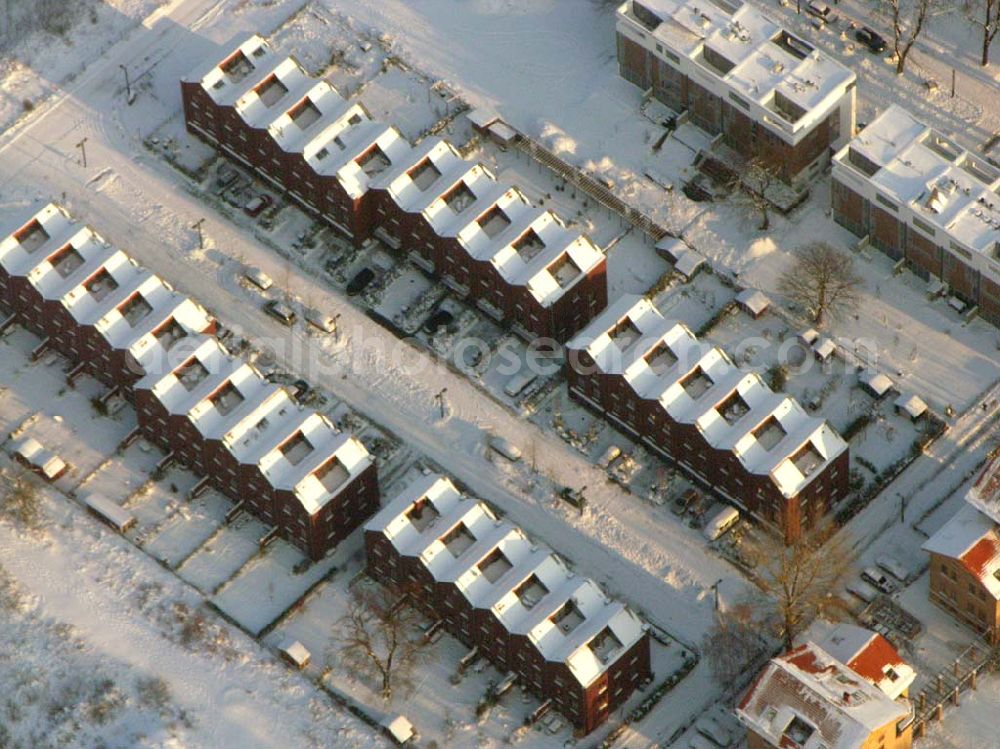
(615, 0, 856, 185)
(923, 455, 1000, 644)
(566, 295, 849, 542)
(0, 203, 379, 560)
(364, 474, 652, 735)
(738, 635, 914, 749)
(181, 36, 607, 342)
(832, 105, 1000, 325)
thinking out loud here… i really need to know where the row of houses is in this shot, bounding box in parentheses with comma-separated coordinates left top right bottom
(738, 623, 916, 749)
(181, 35, 607, 342)
(0, 203, 379, 560)
(565, 295, 849, 542)
(364, 473, 652, 735)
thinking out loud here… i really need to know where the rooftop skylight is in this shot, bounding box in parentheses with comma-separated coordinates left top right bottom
(588, 627, 623, 664)
(547, 253, 582, 288)
(442, 181, 477, 213)
(476, 205, 512, 239)
(752, 416, 787, 450)
(644, 341, 678, 374)
(118, 293, 153, 327)
(255, 74, 288, 108)
(680, 366, 714, 399)
(550, 600, 585, 635)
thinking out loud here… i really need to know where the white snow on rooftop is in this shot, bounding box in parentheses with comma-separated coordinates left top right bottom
(188, 34, 276, 107)
(366, 475, 646, 687)
(923, 502, 1000, 600)
(967, 454, 1000, 525)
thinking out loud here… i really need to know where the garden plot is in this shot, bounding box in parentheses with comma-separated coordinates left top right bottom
(142, 490, 231, 569)
(212, 539, 338, 636)
(269, 559, 688, 749)
(371, 264, 440, 330)
(654, 269, 738, 335)
(118, 463, 199, 535)
(176, 512, 270, 595)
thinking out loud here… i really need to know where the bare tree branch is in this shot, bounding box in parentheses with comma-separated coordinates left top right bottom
(876, 0, 954, 74)
(778, 242, 863, 326)
(729, 158, 781, 231)
(965, 0, 1000, 65)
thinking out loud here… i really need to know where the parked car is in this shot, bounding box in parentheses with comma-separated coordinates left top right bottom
(861, 567, 897, 594)
(422, 308, 455, 335)
(244, 194, 273, 217)
(243, 266, 274, 291)
(877, 555, 908, 582)
(702, 506, 740, 542)
(687, 733, 716, 749)
(671, 488, 699, 516)
(263, 299, 297, 326)
(215, 163, 238, 190)
(846, 579, 879, 603)
(806, 1, 837, 24)
(304, 308, 337, 334)
(503, 371, 537, 398)
(855, 26, 887, 53)
(488, 436, 522, 462)
(696, 716, 733, 747)
(346, 267, 375, 296)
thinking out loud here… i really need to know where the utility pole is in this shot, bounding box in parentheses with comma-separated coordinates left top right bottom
(191, 218, 205, 249)
(951, 68, 956, 99)
(119, 64, 132, 104)
(435, 387, 448, 419)
(712, 579, 723, 611)
(76, 137, 88, 168)
(332, 312, 342, 342)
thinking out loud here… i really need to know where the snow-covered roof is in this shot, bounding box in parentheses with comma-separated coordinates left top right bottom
(737, 642, 911, 749)
(618, 0, 855, 143)
(673, 248, 705, 279)
(382, 715, 414, 744)
(267, 80, 350, 155)
(815, 624, 915, 700)
(966, 454, 1000, 525)
(813, 337, 835, 361)
(923, 502, 1000, 600)
(465, 107, 500, 130)
(736, 288, 770, 316)
(833, 105, 1000, 259)
(894, 392, 927, 420)
(278, 639, 311, 667)
(567, 296, 847, 498)
(858, 370, 894, 398)
(366, 474, 647, 688)
(11, 436, 66, 479)
(186, 35, 277, 107)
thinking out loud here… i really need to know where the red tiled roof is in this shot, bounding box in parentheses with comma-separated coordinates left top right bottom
(845, 635, 902, 685)
(961, 536, 1000, 580)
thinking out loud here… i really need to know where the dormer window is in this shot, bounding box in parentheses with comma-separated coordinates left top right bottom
(314, 457, 350, 494)
(608, 317, 641, 348)
(477, 548, 513, 583)
(278, 431, 313, 466)
(588, 627, 623, 664)
(790, 442, 824, 477)
(644, 341, 677, 374)
(288, 98, 322, 129)
(680, 366, 713, 399)
(220, 50, 253, 84)
(514, 574, 548, 609)
(153, 319, 187, 351)
(547, 253, 582, 288)
(48, 244, 84, 279)
(550, 600, 585, 635)
(15, 219, 49, 254)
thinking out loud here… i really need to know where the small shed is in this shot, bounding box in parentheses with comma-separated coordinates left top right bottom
(465, 107, 500, 134)
(812, 337, 836, 362)
(84, 493, 136, 532)
(654, 236, 686, 263)
(382, 715, 415, 745)
(735, 289, 771, 318)
(895, 393, 928, 421)
(487, 121, 517, 145)
(277, 639, 311, 669)
(798, 328, 819, 347)
(673, 249, 705, 280)
(12, 436, 67, 480)
(858, 370, 894, 399)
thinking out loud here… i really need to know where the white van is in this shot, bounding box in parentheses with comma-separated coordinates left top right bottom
(702, 506, 740, 541)
(244, 266, 274, 291)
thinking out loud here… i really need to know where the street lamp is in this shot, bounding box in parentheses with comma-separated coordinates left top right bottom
(435, 387, 448, 418)
(119, 64, 132, 104)
(711, 578, 724, 611)
(332, 312, 342, 342)
(75, 137, 88, 168)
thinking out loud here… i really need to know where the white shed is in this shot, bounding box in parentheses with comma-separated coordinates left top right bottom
(84, 493, 136, 532)
(673, 249, 705, 280)
(895, 393, 928, 421)
(382, 715, 415, 745)
(487, 121, 517, 145)
(798, 328, 819, 347)
(812, 337, 836, 362)
(11, 436, 67, 480)
(735, 289, 771, 318)
(278, 639, 311, 669)
(654, 236, 686, 263)
(858, 370, 894, 399)
(466, 108, 500, 132)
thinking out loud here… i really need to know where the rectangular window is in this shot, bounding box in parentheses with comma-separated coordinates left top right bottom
(912, 216, 936, 237)
(875, 194, 898, 212)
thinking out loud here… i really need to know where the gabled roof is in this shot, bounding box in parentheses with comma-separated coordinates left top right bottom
(737, 642, 911, 749)
(923, 502, 1000, 599)
(815, 625, 915, 700)
(366, 474, 647, 688)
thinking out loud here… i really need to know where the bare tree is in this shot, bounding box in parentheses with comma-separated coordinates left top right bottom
(730, 158, 781, 231)
(778, 242, 863, 327)
(1, 469, 42, 530)
(877, 0, 952, 74)
(701, 599, 772, 686)
(743, 524, 854, 652)
(334, 584, 426, 701)
(965, 0, 1000, 65)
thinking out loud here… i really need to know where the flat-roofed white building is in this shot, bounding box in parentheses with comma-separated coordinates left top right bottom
(615, 0, 856, 184)
(364, 474, 651, 734)
(832, 105, 1000, 325)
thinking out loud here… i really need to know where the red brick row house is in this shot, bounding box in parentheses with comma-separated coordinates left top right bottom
(738, 626, 915, 749)
(831, 105, 1000, 326)
(181, 36, 607, 342)
(615, 0, 856, 186)
(364, 474, 652, 735)
(566, 295, 849, 543)
(0, 203, 379, 560)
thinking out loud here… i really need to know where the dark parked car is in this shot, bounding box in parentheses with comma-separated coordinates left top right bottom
(346, 267, 375, 296)
(855, 26, 887, 53)
(422, 308, 455, 335)
(263, 299, 297, 326)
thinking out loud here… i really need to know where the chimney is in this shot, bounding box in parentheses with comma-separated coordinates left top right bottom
(842, 691, 851, 704)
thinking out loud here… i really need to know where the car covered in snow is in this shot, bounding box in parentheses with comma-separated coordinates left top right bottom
(243, 266, 273, 291)
(876, 555, 908, 582)
(263, 299, 297, 326)
(696, 715, 733, 746)
(304, 308, 337, 334)
(861, 567, 897, 594)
